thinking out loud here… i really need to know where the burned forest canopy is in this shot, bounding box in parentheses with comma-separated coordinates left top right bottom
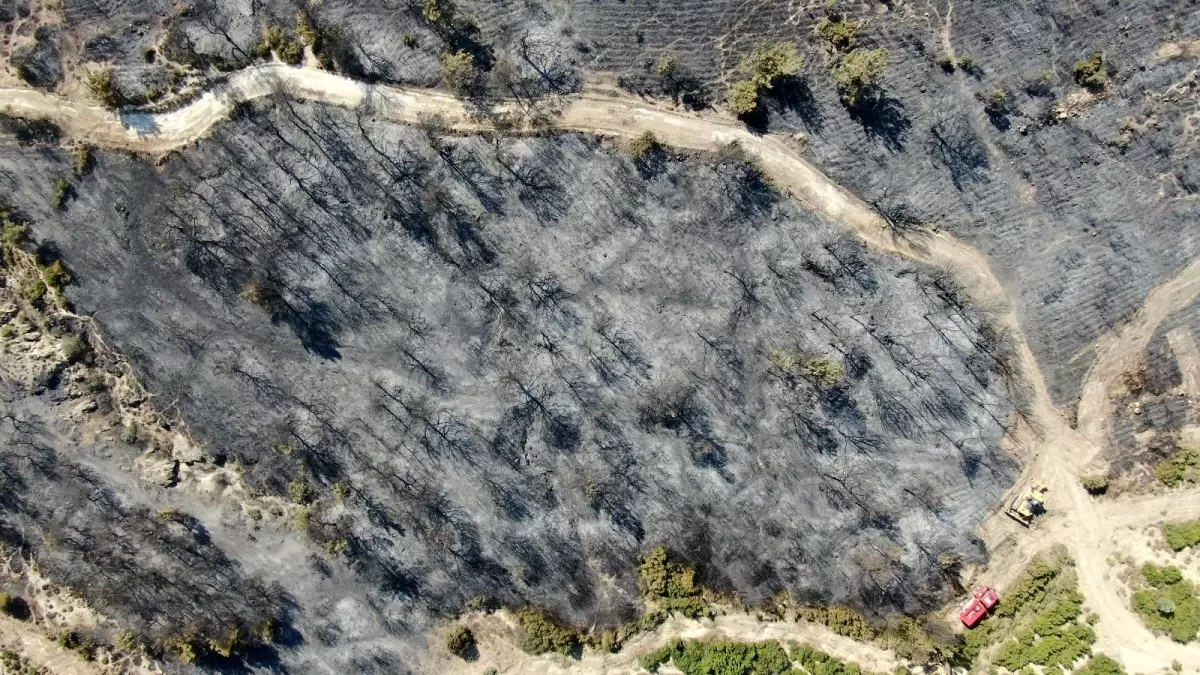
(0, 93, 1018, 670)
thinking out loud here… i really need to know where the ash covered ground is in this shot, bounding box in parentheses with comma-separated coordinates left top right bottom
(3, 0, 1195, 670)
(0, 97, 1015, 670)
(7, 0, 1195, 405)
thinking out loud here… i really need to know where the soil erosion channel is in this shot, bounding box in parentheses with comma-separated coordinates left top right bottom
(4, 62, 1200, 670)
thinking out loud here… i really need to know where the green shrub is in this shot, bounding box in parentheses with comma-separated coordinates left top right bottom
(2, 220, 28, 246)
(0, 593, 14, 616)
(288, 480, 315, 504)
(818, 18, 858, 51)
(1072, 51, 1106, 89)
(440, 50, 477, 92)
(513, 607, 579, 656)
(1075, 654, 1125, 675)
(1131, 563, 1200, 643)
(994, 555, 1062, 618)
(834, 48, 889, 106)
(1144, 563, 1185, 588)
(43, 260, 70, 292)
(790, 643, 867, 675)
(53, 178, 71, 209)
(638, 546, 699, 600)
(728, 42, 803, 116)
(24, 279, 46, 305)
(445, 625, 475, 659)
(879, 616, 956, 663)
(794, 605, 876, 641)
(628, 130, 660, 160)
(73, 146, 94, 177)
(1155, 447, 1200, 487)
(1080, 474, 1109, 494)
(423, 0, 457, 26)
(993, 622, 1095, 671)
(983, 89, 1008, 114)
(266, 27, 304, 65)
(742, 42, 803, 89)
(85, 68, 123, 108)
(1163, 521, 1200, 551)
(296, 13, 319, 45)
(116, 629, 139, 651)
(803, 357, 844, 388)
(642, 639, 791, 675)
(403, 31, 418, 48)
(729, 79, 762, 115)
(121, 423, 140, 444)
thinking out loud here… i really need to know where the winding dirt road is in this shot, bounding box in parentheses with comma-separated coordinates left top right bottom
(4, 63, 1200, 670)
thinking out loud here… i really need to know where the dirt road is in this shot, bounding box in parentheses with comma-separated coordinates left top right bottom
(4, 63, 1200, 670)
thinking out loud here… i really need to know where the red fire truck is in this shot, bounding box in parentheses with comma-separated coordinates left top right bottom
(959, 586, 1000, 628)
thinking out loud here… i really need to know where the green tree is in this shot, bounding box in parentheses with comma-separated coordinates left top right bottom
(728, 42, 803, 116)
(729, 80, 762, 115)
(834, 48, 889, 106)
(440, 50, 477, 92)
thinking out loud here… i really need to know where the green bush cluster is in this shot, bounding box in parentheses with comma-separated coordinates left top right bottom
(445, 625, 475, 659)
(992, 623, 1095, 671)
(422, 0, 457, 27)
(2, 220, 28, 246)
(790, 643, 867, 675)
(817, 18, 858, 51)
(513, 607, 579, 656)
(834, 48, 889, 106)
(1075, 654, 1126, 675)
(1155, 447, 1200, 487)
(583, 610, 669, 653)
(1131, 563, 1200, 643)
(24, 279, 46, 305)
(878, 617, 955, 664)
(638, 546, 712, 619)
(994, 556, 1062, 618)
(638, 546, 698, 599)
(265, 27, 304, 65)
(1163, 520, 1200, 551)
(641, 639, 791, 675)
(1072, 51, 1106, 89)
(85, 68, 123, 108)
(728, 42, 803, 115)
(991, 585, 1094, 671)
(793, 605, 876, 641)
(62, 336, 89, 363)
(803, 357, 844, 388)
(53, 178, 72, 209)
(628, 130, 660, 160)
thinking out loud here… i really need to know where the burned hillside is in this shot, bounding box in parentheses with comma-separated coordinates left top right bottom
(0, 96, 1016, 668)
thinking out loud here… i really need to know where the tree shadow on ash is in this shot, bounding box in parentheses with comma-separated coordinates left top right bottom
(848, 95, 911, 152)
(272, 297, 342, 360)
(769, 75, 825, 133)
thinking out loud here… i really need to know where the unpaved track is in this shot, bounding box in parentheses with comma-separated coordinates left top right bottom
(5, 63, 1200, 670)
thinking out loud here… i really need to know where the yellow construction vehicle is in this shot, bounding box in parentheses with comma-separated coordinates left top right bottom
(1005, 479, 1048, 527)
